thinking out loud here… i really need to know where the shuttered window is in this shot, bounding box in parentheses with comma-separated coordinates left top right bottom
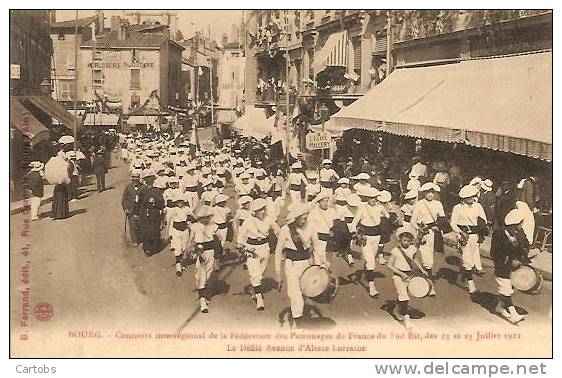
(352, 37, 361, 72)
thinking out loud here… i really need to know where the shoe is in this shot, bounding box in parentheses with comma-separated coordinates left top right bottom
(403, 315, 413, 330)
(132, 243, 139, 247)
(347, 254, 354, 266)
(200, 297, 209, 313)
(467, 280, 477, 294)
(499, 308, 511, 318)
(369, 282, 379, 297)
(507, 306, 526, 324)
(176, 270, 182, 277)
(256, 294, 265, 311)
(393, 307, 405, 321)
(429, 287, 436, 297)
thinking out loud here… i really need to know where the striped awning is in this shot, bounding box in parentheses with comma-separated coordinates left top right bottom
(10, 98, 50, 146)
(313, 31, 349, 73)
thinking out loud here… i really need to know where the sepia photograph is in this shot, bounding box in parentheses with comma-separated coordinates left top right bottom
(9, 8, 552, 358)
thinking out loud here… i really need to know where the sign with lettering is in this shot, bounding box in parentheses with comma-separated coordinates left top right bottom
(306, 131, 331, 150)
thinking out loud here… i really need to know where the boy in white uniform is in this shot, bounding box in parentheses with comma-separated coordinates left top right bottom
(387, 225, 428, 329)
(286, 162, 308, 204)
(238, 198, 280, 311)
(169, 194, 193, 277)
(409, 182, 444, 297)
(400, 190, 418, 224)
(450, 185, 487, 293)
(181, 164, 200, 209)
(350, 187, 389, 297)
(319, 159, 339, 193)
(305, 172, 321, 202)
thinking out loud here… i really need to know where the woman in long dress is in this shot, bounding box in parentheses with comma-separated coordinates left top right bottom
(51, 150, 70, 220)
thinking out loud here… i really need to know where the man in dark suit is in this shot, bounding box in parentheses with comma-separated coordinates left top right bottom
(92, 149, 108, 192)
(121, 173, 146, 247)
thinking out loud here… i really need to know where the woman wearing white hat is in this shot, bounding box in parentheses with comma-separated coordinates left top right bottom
(450, 185, 487, 293)
(409, 182, 444, 296)
(349, 187, 390, 297)
(237, 198, 280, 311)
(274, 203, 314, 327)
(187, 206, 218, 313)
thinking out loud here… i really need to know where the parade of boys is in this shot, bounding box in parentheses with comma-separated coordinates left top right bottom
(23, 123, 533, 331)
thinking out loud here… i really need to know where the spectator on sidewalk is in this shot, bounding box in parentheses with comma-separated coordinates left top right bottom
(122, 173, 146, 247)
(26, 161, 45, 221)
(92, 149, 108, 192)
(66, 151, 80, 201)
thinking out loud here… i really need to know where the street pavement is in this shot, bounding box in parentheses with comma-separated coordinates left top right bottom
(10, 153, 552, 355)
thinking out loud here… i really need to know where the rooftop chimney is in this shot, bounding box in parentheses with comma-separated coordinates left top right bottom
(110, 16, 122, 31)
(117, 22, 128, 41)
(95, 10, 104, 35)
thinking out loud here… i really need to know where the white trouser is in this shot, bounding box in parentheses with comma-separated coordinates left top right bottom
(246, 244, 270, 287)
(419, 229, 435, 269)
(312, 238, 329, 266)
(170, 227, 189, 256)
(185, 191, 199, 209)
(30, 196, 41, 219)
(195, 250, 215, 289)
(496, 276, 514, 296)
(461, 234, 482, 270)
(216, 228, 228, 246)
(164, 207, 174, 237)
(362, 235, 381, 271)
(285, 259, 311, 318)
(289, 189, 302, 204)
(392, 274, 410, 302)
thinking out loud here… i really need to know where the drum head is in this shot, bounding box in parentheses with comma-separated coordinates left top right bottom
(511, 265, 538, 292)
(300, 266, 330, 298)
(408, 276, 431, 298)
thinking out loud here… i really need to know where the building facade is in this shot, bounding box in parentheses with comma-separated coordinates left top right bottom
(217, 41, 245, 123)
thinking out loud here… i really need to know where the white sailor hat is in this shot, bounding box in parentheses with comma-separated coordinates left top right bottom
(469, 177, 483, 187)
(237, 196, 252, 206)
(377, 190, 392, 203)
(167, 176, 180, 184)
(346, 194, 362, 207)
(459, 185, 479, 199)
(396, 225, 416, 239)
(29, 161, 44, 171)
(201, 167, 211, 175)
(307, 171, 319, 180)
(481, 179, 493, 192)
(201, 177, 213, 187)
(291, 161, 302, 169)
(337, 177, 350, 185)
(286, 203, 310, 223)
(356, 173, 370, 180)
(403, 190, 418, 200)
(419, 182, 440, 192)
(322, 159, 332, 165)
(196, 206, 214, 219)
(408, 172, 419, 180)
(314, 190, 332, 203)
(334, 191, 348, 202)
(505, 209, 525, 226)
(250, 198, 267, 212)
(362, 187, 380, 198)
(214, 193, 229, 204)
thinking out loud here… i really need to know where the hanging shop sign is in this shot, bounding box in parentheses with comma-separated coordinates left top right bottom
(306, 131, 331, 150)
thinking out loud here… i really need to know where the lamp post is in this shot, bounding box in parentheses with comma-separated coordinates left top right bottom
(319, 103, 329, 159)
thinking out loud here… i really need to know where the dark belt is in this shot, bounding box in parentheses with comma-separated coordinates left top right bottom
(336, 199, 347, 206)
(198, 240, 215, 251)
(284, 248, 310, 261)
(317, 232, 330, 242)
(403, 214, 412, 223)
(345, 216, 354, 224)
(459, 225, 479, 234)
(290, 184, 301, 191)
(216, 222, 228, 229)
(320, 181, 334, 189)
(247, 236, 270, 245)
(173, 221, 188, 231)
(166, 200, 177, 207)
(185, 186, 198, 192)
(218, 174, 225, 178)
(204, 200, 212, 206)
(360, 223, 381, 236)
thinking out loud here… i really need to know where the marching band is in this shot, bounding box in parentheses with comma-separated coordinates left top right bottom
(120, 132, 541, 328)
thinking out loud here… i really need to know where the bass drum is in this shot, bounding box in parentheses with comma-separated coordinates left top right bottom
(300, 265, 338, 303)
(511, 265, 543, 294)
(407, 276, 432, 298)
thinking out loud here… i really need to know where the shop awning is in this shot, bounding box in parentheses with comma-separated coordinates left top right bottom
(127, 115, 158, 125)
(83, 113, 120, 126)
(328, 51, 552, 161)
(231, 107, 274, 138)
(10, 98, 50, 146)
(313, 30, 349, 73)
(25, 96, 81, 132)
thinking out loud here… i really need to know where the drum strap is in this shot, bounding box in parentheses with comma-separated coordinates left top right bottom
(288, 223, 309, 257)
(397, 246, 416, 272)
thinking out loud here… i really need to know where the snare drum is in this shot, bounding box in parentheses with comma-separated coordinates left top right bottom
(300, 265, 338, 303)
(511, 265, 543, 294)
(407, 276, 432, 298)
